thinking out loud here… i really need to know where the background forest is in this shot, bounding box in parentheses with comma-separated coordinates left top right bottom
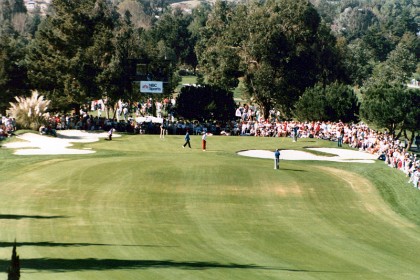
(0, 0, 419, 139)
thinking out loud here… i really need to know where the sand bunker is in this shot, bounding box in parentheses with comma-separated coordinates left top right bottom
(3, 130, 120, 155)
(238, 148, 377, 163)
(3, 131, 377, 162)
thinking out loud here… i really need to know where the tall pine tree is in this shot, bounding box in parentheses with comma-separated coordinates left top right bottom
(26, 0, 120, 112)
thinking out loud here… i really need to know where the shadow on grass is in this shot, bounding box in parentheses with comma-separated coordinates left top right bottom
(301, 147, 337, 157)
(0, 214, 68, 220)
(0, 242, 176, 248)
(278, 168, 307, 172)
(294, 140, 317, 143)
(0, 258, 330, 272)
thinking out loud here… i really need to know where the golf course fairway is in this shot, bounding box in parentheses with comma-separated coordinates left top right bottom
(1, 133, 420, 280)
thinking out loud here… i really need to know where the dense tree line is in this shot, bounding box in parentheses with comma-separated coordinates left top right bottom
(0, 0, 418, 137)
(176, 85, 236, 121)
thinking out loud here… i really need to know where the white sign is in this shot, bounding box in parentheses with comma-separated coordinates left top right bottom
(135, 117, 163, 123)
(140, 81, 163, 93)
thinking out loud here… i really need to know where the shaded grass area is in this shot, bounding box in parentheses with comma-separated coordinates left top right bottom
(17, 258, 278, 272)
(301, 146, 338, 157)
(1, 133, 420, 279)
(0, 215, 67, 220)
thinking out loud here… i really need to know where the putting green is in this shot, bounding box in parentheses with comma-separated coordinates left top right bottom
(0, 134, 419, 279)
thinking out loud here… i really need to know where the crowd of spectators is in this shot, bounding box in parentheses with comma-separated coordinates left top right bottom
(0, 116, 16, 140)
(41, 104, 420, 189)
(1, 101, 419, 189)
(232, 104, 420, 190)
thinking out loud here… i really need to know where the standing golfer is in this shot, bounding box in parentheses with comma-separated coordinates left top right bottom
(202, 132, 207, 151)
(182, 130, 191, 148)
(274, 149, 280, 169)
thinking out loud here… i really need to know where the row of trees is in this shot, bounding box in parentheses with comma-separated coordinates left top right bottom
(0, 0, 419, 140)
(0, 0, 182, 115)
(196, 0, 350, 118)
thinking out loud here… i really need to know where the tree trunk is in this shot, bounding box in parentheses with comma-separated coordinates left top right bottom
(73, 104, 81, 117)
(264, 105, 270, 121)
(257, 103, 270, 121)
(105, 105, 110, 119)
(395, 129, 403, 140)
(390, 123, 397, 139)
(408, 130, 415, 151)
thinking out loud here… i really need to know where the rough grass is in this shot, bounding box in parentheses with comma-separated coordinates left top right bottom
(0, 134, 420, 279)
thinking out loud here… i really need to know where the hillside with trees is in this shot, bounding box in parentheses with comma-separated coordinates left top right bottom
(0, 0, 419, 138)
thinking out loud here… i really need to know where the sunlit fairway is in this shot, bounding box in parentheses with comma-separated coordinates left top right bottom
(1, 133, 420, 280)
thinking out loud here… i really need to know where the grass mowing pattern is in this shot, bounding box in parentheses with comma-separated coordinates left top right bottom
(0, 134, 420, 279)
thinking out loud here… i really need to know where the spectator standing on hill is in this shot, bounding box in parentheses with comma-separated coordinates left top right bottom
(182, 130, 191, 148)
(235, 107, 242, 121)
(410, 167, 420, 189)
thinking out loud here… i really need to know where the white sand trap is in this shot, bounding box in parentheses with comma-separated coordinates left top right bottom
(4, 132, 377, 162)
(238, 148, 377, 163)
(3, 130, 120, 155)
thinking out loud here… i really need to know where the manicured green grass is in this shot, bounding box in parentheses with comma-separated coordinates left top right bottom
(1, 134, 420, 279)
